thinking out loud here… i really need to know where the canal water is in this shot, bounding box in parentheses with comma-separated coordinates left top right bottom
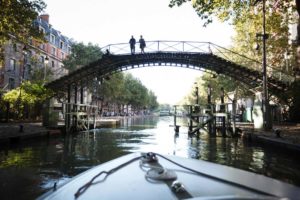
(0, 116, 300, 200)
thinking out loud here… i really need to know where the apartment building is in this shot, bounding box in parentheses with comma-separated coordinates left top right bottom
(0, 14, 72, 90)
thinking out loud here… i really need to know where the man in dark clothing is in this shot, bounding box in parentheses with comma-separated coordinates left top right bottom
(139, 35, 146, 53)
(129, 36, 136, 54)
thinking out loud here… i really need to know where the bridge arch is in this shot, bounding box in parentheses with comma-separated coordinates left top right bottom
(47, 41, 289, 95)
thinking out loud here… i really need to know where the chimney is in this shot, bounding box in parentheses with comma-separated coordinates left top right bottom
(40, 14, 49, 23)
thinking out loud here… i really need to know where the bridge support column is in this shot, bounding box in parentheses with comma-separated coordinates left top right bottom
(220, 87, 226, 137)
(207, 85, 215, 136)
(65, 84, 71, 132)
(73, 84, 78, 130)
(74, 84, 78, 110)
(80, 85, 84, 104)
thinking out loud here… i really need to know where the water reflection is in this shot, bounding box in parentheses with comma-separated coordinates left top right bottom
(0, 116, 300, 200)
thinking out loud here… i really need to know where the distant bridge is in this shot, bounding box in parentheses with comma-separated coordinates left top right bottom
(47, 41, 291, 95)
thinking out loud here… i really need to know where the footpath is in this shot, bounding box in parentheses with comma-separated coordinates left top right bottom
(0, 121, 300, 152)
(243, 123, 300, 152)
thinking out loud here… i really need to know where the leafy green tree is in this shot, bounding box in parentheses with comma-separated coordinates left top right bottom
(169, 0, 295, 26)
(170, 0, 300, 121)
(147, 90, 159, 110)
(169, 0, 297, 73)
(0, 0, 46, 64)
(98, 73, 158, 113)
(181, 73, 251, 106)
(63, 42, 103, 72)
(2, 81, 53, 118)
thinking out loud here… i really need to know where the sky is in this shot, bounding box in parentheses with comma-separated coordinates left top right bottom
(44, 0, 234, 104)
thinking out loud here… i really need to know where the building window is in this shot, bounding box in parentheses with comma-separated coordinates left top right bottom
(39, 26, 45, 34)
(50, 34, 55, 44)
(40, 56, 44, 64)
(51, 60, 55, 68)
(51, 47, 56, 56)
(68, 46, 71, 54)
(13, 43, 17, 52)
(8, 78, 15, 89)
(40, 43, 45, 50)
(60, 41, 64, 49)
(9, 59, 16, 71)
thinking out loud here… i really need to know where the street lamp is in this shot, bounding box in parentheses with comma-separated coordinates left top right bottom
(44, 56, 49, 81)
(254, 0, 272, 130)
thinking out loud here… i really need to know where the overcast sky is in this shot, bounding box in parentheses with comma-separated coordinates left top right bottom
(44, 0, 234, 104)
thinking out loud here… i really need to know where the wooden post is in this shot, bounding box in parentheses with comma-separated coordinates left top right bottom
(189, 105, 193, 136)
(174, 105, 177, 127)
(232, 92, 237, 136)
(207, 85, 213, 136)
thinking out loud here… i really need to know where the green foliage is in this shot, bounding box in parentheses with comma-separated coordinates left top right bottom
(0, 0, 46, 64)
(171, 0, 296, 107)
(97, 73, 159, 111)
(63, 42, 103, 72)
(169, 0, 295, 26)
(181, 72, 251, 105)
(2, 81, 52, 105)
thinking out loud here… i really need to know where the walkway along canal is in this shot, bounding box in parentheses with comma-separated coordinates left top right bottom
(0, 116, 300, 200)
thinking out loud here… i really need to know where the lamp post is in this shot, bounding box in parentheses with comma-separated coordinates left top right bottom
(22, 46, 27, 81)
(194, 82, 199, 105)
(17, 45, 27, 119)
(44, 56, 49, 82)
(254, 0, 272, 130)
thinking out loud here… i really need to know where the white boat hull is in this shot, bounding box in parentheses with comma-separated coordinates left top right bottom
(38, 152, 300, 200)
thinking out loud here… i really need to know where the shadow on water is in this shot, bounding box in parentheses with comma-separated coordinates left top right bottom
(0, 116, 300, 199)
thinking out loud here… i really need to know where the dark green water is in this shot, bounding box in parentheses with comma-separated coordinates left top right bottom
(0, 116, 300, 200)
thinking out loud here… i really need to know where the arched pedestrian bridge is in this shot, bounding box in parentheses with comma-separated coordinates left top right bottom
(47, 41, 291, 95)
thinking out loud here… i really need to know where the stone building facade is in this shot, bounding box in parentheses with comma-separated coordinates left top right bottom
(0, 14, 72, 91)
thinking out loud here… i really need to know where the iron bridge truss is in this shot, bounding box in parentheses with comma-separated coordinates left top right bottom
(47, 41, 292, 95)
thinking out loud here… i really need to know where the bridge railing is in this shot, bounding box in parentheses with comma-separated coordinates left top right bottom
(101, 40, 294, 84)
(102, 40, 213, 54)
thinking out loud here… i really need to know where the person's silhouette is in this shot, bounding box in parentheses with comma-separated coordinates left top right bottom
(139, 35, 146, 53)
(129, 36, 136, 54)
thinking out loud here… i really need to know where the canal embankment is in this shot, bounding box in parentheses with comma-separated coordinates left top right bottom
(242, 123, 300, 152)
(0, 122, 50, 143)
(0, 117, 122, 143)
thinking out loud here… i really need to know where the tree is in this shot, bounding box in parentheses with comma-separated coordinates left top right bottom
(170, 0, 300, 121)
(97, 73, 158, 114)
(169, 0, 298, 73)
(2, 81, 53, 119)
(0, 0, 46, 64)
(147, 90, 159, 110)
(181, 73, 252, 106)
(63, 42, 103, 72)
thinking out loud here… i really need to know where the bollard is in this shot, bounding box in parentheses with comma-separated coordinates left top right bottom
(174, 125, 180, 133)
(19, 124, 24, 132)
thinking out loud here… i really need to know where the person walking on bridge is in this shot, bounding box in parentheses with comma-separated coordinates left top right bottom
(139, 35, 146, 54)
(129, 36, 136, 54)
